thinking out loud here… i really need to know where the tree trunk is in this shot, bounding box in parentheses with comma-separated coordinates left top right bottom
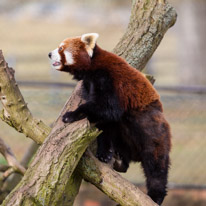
(1, 82, 100, 206)
(0, 0, 177, 205)
(2, 116, 99, 206)
(0, 58, 50, 144)
(113, 0, 177, 71)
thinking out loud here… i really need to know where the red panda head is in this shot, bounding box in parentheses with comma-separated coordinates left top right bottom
(48, 33, 99, 73)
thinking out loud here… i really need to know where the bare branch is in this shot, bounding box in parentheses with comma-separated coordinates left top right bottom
(0, 0, 177, 205)
(2, 119, 100, 206)
(0, 55, 50, 144)
(0, 137, 26, 192)
(0, 138, 26, 175)
(0, 165, 10, 172)
(0, 142, 39, 198)
(0, 168, 15, 183)
(113, 0, 177, 71)
(78, 150, 158, 206)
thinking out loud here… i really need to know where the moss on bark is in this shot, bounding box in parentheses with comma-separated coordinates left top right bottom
(0, 0, 177, 205)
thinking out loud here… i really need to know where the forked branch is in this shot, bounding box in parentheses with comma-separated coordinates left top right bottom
(0, 0, 177, 205)
(0, 137, 26, 175)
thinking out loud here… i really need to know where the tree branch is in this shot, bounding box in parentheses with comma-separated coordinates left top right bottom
(0, 137, 26, 175)
(0, 57, 50, 144)
(78, 150, 157, 206)
(113, 0, 177, 70)
(0, 137, 26, 195)
(1, 80, 100, 206)
(2, 119, 99, 206)
(0, 142, 39, 201)
(0, 165, 10, 172)
(0, 0, 177, 205)
(0, 168, 15, 185)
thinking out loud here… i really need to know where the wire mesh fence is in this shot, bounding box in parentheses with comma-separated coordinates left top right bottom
(120, 88, 206, 188)
(1, 82, 206, 189)
(163, 91, 206, 187)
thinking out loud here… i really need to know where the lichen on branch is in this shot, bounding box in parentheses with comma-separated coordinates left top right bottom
(0, 0, 177, 205)
(0, 50, 50, 144)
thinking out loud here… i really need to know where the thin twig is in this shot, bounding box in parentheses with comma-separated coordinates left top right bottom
(0, 165, 10, 172)
(0, 137, 26, 175)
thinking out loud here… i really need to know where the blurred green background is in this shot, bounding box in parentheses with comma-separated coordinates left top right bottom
(0, 0, 206, 205)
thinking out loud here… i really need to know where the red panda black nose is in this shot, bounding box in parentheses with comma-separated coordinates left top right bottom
(48, 52, 52, 58)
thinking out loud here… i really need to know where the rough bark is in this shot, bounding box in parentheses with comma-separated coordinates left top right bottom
(0, 138, 25, 175)
(113, 0, 177, 71)
(78, 150, 157, 206)
(0, 142, 39, 201)
(0, 137, 25, 202)
(0, 57, 157, 206)
(0, 55, 50, 144)
(0, 0, 177, 205)
(2, 119, 99, 206)
(1, 81, 100, 206)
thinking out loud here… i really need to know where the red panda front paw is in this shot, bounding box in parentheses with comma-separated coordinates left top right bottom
(62, 111, 77, 123)
(96, 149, 113, 163)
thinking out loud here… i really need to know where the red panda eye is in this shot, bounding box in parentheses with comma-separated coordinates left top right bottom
(58, 47, 63, 52)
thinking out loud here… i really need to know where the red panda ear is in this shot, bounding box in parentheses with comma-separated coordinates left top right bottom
(81, 33, 99, 57)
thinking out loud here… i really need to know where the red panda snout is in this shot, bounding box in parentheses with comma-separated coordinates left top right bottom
(48, 46, 75, 71)
(48, 48, 63, 70)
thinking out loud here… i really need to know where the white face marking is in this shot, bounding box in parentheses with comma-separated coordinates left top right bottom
(49, 48, 62, 70)
(59, 42, 65, 47)
(64, 50, 74, 65)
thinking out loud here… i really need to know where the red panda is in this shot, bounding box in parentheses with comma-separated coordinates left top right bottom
(49, 33, 171, 205)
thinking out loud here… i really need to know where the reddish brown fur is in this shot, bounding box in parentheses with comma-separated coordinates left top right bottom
(59, 39, 160, 110)
(59, 37, 170, 161)
(57, 36, 171, 205)
(90, 46, 160, 111)
(59, 38, 91, 73)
